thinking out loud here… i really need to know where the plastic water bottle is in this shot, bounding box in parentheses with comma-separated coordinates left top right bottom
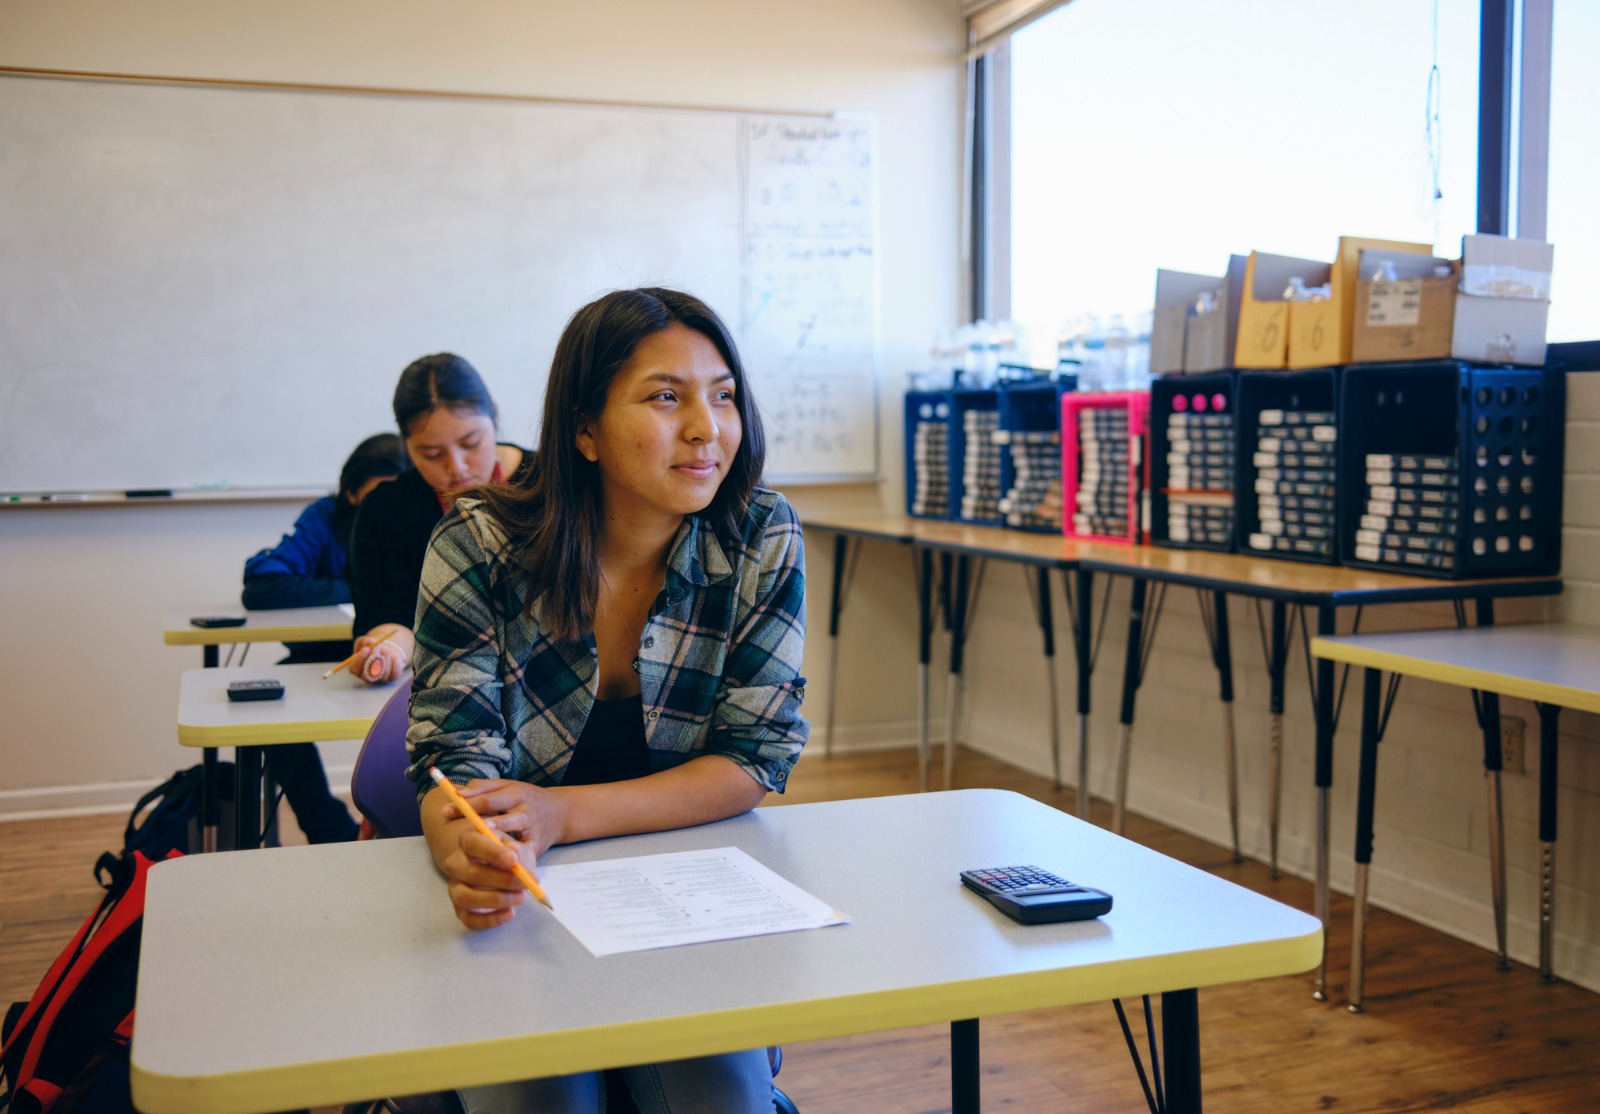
(1128, 311, 1153, 391)
(1103, 313, 1130, 391)
(1078, 316, 1107, 392)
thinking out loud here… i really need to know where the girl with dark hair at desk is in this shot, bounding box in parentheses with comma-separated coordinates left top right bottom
(406, 288, 808, 1113)
(239, 432, 406, 844)
(344, 353, 532, 684)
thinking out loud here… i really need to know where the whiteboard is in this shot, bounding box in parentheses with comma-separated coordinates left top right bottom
(0, 74, 878, 496)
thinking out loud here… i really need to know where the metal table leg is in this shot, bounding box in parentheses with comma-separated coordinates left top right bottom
(951, 1019, 979, 1114)
(821, 533, 851, 757)
(1203, 590, 1239, 862)
(234, 745, 263, 851)
(1475, 598, 1509, 971)
(1536, 702, 1561, 982)
(1265, 602, 1289, 878)
(915, 548, 934, 792)
(944, 556, 982, 790)
(1031, 566, 1063, 788)
(1312, 604, 1336, 1001)
(202, 642, 221, 853)
(1071, 567, 1095, 821)
(1112, 578, 1148, 835)
(1162, 989, 1201, 1114)
(1349, 666, 1385, 1012)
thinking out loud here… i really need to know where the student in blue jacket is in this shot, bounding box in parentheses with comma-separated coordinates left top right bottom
(239, 433, 406, 843)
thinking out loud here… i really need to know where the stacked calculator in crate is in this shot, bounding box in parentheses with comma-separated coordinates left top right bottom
(1150, 372, 1235, 551)
(1062, 393, 1149, 543)
(1249, 406, 1338, 561)
(1338, 360, 1563, 578)
(905, 391, 950, 518)
(958, 400, 1004, 522)
(1354, 451, 1459, 572)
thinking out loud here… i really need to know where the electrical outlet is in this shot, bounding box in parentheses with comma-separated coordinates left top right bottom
(1499, 715, 1526, 775)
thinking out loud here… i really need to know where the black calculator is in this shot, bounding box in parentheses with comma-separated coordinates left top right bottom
(960, 865, 1113, 925)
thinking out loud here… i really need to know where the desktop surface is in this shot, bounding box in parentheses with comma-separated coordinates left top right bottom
(131, 789, 1320, 1114)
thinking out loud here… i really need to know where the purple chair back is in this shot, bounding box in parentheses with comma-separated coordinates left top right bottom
(351, 677, 422, 839)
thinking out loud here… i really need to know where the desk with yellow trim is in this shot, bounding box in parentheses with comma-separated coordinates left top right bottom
(1312, 623, 1600, 1009)
(176, 662, 403, 850)
(130, 788, 1321, 1114)
(162, 603, 354, 664)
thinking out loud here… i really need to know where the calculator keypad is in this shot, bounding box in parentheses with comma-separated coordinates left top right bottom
(966, 866, 1084, 894)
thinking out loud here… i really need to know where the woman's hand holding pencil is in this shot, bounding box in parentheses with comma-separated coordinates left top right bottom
(430, 768, 553, 926)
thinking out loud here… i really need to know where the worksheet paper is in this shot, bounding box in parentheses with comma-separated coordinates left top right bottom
(337, 602, 356, 618)
(538, 847, 849, 957)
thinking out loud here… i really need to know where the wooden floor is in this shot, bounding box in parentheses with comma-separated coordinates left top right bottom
(3, 746, 1597, 1112)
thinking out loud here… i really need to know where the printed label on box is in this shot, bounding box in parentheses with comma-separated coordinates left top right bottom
(1367, 281, 1422, 327)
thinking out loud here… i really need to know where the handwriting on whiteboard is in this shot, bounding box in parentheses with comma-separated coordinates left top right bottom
(738, 118, 875, 471)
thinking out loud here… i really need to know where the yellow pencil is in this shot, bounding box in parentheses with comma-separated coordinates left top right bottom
(428, 767, 553, 910)
(322, 630, 397, 680)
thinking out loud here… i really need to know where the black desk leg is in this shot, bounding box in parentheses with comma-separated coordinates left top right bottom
(1312, 605, 1335, 1001)
(944, 555, 973, 790)
(1112, 577, 1147, 835)
(1349, 667, 1384, 1013)
(261, 768, 281, 847)
(1073, 567, 1095, 821)
(1537, 702, 1560, 981)
(951, 1019, 979, 1114)
(1212, 591, 1239, 863)
(916, 548, 935, 792)
(822, 533, 854, 758)
(202, 643, 220, 853)
(1162, 989, 1202, 1114)
(234, 746, 262, 851)
(1475, 598, 1509, 970)
(1266, 602, 1289, 878)
(1035, 567, 1063, 788)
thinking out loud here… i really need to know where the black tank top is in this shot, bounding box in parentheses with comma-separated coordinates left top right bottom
(560, 693, 652, 786)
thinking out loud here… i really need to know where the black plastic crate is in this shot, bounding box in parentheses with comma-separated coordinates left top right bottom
(1150, 372, 1237, 552)
(1235, 368, 1341, 565)
(904, 390, 952, 519)
(995, 378, 1073, 533)
(1337, 360, 1564, 578)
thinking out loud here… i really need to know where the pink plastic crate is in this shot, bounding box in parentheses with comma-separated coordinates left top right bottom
(1061, 391, 1150, 544)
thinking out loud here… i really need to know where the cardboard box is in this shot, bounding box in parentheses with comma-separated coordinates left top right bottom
(1151, 269, 1219, 374)
(1182, 254, 1246, 373)
(1236, 252, 1327, 369)
(1450, 234, 1554, 366)
(1350, 249, 1458, 363)
(1288, 235, 1432, 369)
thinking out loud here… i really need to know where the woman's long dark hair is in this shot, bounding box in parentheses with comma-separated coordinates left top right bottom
(474, 288, 766, 643)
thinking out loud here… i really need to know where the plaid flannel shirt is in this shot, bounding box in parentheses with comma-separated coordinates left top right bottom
(405, 487, 808, 796)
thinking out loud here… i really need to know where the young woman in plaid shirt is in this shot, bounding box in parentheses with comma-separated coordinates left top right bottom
(406, 288, 808, 1113)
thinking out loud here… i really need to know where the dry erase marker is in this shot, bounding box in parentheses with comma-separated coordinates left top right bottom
(428, 768, 552, 910)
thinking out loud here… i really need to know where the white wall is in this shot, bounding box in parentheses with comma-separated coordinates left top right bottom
(0, 0, 965, 811)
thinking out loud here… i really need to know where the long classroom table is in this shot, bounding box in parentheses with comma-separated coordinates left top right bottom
(806, 514, 1561, 1002)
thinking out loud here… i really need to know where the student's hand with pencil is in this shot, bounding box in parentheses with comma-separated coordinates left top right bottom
(348, 623, 414, 684)
(421, 777, 563, 930)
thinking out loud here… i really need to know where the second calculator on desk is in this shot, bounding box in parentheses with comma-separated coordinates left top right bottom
(961, 866, 1113, 925)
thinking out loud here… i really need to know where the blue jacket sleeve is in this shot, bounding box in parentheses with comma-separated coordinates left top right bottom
(241, 498, 352, 610)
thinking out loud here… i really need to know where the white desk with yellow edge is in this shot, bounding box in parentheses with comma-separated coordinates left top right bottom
(130, 788, 1321, 1114)
(177, 662, 403, 850)
(162, 603, 354, 665)
(1313, 622, 1600, 1009)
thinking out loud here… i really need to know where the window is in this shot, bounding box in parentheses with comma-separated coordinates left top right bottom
(1545, 2, 1600, 343)
(1006, 0, 1482, 367)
